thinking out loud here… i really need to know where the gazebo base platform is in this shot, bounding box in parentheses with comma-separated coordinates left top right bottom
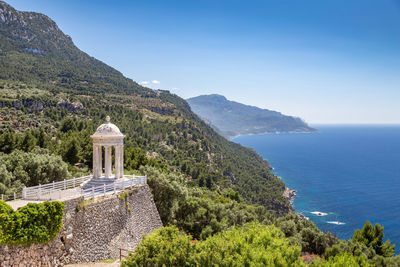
(81, 177, 118, 190)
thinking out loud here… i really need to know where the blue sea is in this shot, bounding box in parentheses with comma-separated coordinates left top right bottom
(233, 125, 400, 249)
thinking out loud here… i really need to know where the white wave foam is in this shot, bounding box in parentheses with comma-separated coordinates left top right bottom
(327, 221, 345, 225)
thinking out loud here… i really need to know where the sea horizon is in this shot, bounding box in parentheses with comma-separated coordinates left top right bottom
(229, 123, 400, 140)
(311, 123, 400, 127)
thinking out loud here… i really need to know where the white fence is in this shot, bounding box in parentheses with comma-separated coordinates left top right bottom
(18, 175, 147, 201)
(1, 176, 92, 202)
(22, 175, 92, 200)
(82, 175, 147, 199)
(1, 191, 23, 202)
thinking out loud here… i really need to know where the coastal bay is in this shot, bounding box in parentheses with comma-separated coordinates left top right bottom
(233, 125, 400, 252)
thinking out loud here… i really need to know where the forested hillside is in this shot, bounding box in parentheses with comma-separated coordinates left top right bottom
(2, 2, 400, 265)
(0, 1, 289, 213)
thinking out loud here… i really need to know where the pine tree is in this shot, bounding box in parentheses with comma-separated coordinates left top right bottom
(37, 130, 47, 148)
(19, 132, 36, 152)
(60, 117, 76, 133)
(0, 131, 17, 153)
(352, 221, 395, 257)
(63, 137, 80, 164)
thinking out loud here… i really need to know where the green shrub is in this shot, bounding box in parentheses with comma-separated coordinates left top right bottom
(194, 223, 305, 266)
(140, 166, 188, 225)
(124, 222, 393, 267)
(119, 191, 130, 201)
(0, 200, 64, 246)
(122, 223, 306, 267)
(122, 225, 195, 267)
(370, 254, 400, 266)
(310, 253, 371, 267)
(276, 213, 338, 255)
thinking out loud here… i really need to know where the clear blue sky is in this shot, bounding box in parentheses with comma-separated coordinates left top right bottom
(7, 0, 400, 124)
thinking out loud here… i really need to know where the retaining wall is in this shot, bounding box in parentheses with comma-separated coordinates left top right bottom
(0, 184, 162, 266)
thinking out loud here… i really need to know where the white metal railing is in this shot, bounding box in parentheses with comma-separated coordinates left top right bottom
(17, 175, 147, 201)
(22, 175, 92, 200)
(1, 191, 23, 202)
(82, 175, 147, 199)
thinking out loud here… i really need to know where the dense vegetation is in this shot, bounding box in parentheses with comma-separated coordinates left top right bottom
(141, 165, 336, 251)
(0, 149, 70, 196)
(141, 166, 274, 240)
(187, 94, 316, 138)
(0, 2, 399, 266)
(123, 222, 400, 266)
(0, 0, 290, 213)
(122, 223, 305, 267)
(0, 200, 64, 246)
(138, 165, 400, 266)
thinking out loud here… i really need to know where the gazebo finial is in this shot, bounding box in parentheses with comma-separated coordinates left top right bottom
(106, 115, 110, 123)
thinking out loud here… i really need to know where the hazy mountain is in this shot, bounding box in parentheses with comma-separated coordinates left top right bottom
(187, 94, 316, 139)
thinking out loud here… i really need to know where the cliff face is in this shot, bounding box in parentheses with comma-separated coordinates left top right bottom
(0, 185, 162, 266)
(0, 1, 75, 52)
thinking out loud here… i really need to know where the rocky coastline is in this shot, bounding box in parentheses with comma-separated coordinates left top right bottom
(283, 187, 296, 203)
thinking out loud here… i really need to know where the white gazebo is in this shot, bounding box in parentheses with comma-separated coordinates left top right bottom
(91, 116, 124, 179)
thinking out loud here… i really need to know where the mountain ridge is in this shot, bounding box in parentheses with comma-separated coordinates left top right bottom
(187, 94, 316, 139)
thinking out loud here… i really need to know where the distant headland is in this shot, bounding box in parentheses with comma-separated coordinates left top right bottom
(187, 94, 316, 139)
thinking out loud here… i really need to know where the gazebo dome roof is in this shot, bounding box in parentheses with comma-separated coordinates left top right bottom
(91, 116, 124, 139)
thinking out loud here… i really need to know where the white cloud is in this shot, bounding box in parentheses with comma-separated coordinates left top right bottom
(140, 81, 149, 85)
(152, 80, 160, 84)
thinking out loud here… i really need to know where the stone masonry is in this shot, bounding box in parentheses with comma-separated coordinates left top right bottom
(0, 184, 162, 266)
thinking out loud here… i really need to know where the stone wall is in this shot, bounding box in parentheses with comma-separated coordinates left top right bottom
(0, 184, 162, 266)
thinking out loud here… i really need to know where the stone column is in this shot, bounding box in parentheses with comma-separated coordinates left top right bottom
(115, 145, 120, 179)
(120, 145, 124, 178)
(93, 144, 98, 178)
(98, 146, 102, 177)
(105, 146, 112, 178)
